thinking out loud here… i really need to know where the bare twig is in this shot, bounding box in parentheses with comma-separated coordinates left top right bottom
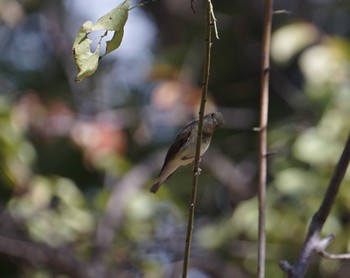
(182, 1, 214, 277)
(273, 9, 291, 15)
(258, 0, 273, 277)
(279, 132, 350, 278)
(190, 0, 196, 14)
(208, 0, 219, 40)
(318, 250, 350, 260)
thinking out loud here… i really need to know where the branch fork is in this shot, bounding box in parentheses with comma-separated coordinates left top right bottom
(279, 132, 350, 278)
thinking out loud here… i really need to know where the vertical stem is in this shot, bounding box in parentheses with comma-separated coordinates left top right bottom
(258, 0, 273, 277)
(182, 1, 212, 277)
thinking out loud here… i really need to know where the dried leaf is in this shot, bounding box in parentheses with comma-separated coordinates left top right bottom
(72, 0, 131, 81)
(73, 21, 101, 82)
(105, 28, 124, 56)
(92, 0, 131, 32)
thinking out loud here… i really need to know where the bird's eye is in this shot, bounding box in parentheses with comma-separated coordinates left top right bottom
(211, 113, 214, 117)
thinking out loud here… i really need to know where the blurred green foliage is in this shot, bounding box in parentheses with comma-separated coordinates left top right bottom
(0, 0, 349, 277)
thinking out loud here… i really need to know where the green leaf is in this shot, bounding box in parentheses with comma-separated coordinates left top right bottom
(72, 0, 131, 82)
(91, 0, 131, 32)
(105, 28, 124, 56)
(72, 21, 101, 82)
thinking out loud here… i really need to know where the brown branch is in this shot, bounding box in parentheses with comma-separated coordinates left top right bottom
(258, 0, 273, 277)
(318, 250, 350, 260)
(182, 0, 215, 276)
(279, 131, 350, 278)
(190, 0, 196, 14)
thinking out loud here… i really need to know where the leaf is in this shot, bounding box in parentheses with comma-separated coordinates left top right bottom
(73, 21, 101, 82)
(91, 0, 131, 32)
(105, 28, 124, 56)
(72, 0, 131, 82)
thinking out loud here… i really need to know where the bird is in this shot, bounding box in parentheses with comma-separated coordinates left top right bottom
(150, 111, 224, 193)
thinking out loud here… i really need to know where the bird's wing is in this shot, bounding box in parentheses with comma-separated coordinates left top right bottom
(158, 119, 197, 175)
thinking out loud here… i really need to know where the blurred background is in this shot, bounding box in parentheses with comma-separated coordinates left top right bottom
(0, 0, 349, 277)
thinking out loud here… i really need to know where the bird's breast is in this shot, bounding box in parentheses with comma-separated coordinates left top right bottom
(200, 137, 211, 155)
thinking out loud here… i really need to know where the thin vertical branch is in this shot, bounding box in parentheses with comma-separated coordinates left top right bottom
(182, 1, 213, 277)
(258, 0, 273, 277)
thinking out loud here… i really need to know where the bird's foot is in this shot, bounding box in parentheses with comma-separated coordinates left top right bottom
(191, 157, 202, 165)
(193, 167, 202, 176)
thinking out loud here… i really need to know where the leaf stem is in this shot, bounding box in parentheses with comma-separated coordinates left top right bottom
(129, 0, 159, 11)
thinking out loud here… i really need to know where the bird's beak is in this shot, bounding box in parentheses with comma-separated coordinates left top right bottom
(215, 116, 224, 127)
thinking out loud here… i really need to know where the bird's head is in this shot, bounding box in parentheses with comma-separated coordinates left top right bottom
(203, 111, 224, 133)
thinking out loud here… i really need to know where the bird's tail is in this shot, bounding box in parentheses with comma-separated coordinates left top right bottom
(150, 181, 161, 193)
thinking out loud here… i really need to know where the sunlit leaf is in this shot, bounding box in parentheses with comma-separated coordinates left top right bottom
(91, 0, 131, 32)
(105, 28, 124, 56)
(73, 21, 101, 82)
(72, 0, 131, 81)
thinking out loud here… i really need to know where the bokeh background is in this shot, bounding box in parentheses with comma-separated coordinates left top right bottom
(0, 0, 349, 277)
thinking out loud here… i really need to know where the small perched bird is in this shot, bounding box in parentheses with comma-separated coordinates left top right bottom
(150, 111, 224, 193)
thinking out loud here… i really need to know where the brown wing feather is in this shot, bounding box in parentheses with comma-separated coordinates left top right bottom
(158, 119, 197, 175)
